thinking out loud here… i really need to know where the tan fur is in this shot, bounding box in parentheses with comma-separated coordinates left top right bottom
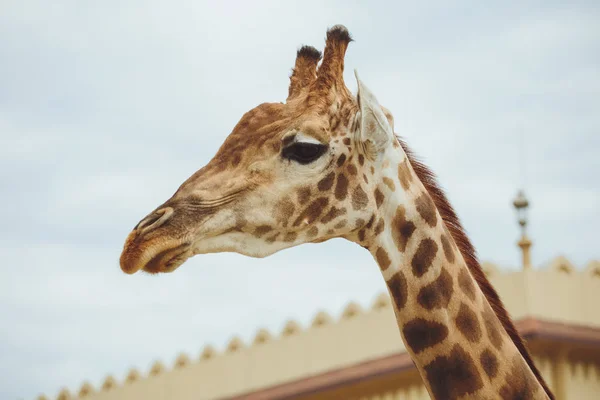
(119, 25, 553, 400)
(399, 139, 554, 399)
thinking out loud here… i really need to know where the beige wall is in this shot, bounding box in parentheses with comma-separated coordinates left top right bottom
(40, 258, 600, 400)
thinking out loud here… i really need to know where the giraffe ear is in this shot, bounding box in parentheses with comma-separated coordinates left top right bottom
(354, 70, 393, 159)
(380, 106, 395, 132)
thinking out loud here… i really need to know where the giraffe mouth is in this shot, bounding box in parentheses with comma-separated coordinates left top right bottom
(142, 243, 192, 274)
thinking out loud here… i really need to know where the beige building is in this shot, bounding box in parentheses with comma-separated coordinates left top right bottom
(41, 256, 600, 400)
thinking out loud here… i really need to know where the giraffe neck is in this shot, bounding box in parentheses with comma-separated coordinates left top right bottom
(364, 148, 548, 400)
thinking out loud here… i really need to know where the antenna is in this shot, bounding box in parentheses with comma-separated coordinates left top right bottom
(518, 128, 528, 189)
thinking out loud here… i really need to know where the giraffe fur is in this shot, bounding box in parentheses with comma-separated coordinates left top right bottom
(120, 25, 553, 400)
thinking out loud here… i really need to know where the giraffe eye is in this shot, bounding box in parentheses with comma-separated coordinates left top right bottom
(282, 142, 328, 165)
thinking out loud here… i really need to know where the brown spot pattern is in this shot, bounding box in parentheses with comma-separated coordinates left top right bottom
(416, 267, 453, 310)
(441, 233, 455, 263)
(358, 154, 364, 166)
(415, 192, 437, 227)
(358, 229, 366, 242)
(296, 187, 311, 205)
(334, 220, 347, 229)
(292, 197, 329, 227)
(483, 303, 504, 350)
(306, 226, 318, 238)
(347, 164, 357, 175)
(499, 356, 540, 400)
(334, 173, 349, 200)
(284, 232, 298, 242)
(351, 186, 368, 210)
(424, 344, 484, 399)
(403, 318, 448, 354)
(480, 349, 499, 380)
(317, 172, 335, 191)
(374, 219, 385, 236)
(387, 272, 408, 310)
(275, 198, 295, 228)
(265, 233, 279, 243)
(455, 302, 482, 343)
(343, 138, 351, 145)
(391, 206, 416, 253)
(411, 238, 438, 278)
(321, 206, 347, 224)
(254, 225, 273, 238)
(397, 160, 412, 190)
(234, 211, 248, 229)
(396, 136, 553, 398)
(458, 269, 477, 301)
(382, 177, 396, 191)
(375, 248, 391, 271)
(336, 154, 347, 167)
(374, 188, 385, 208)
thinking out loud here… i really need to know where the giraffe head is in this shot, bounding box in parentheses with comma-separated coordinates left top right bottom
(120, 25, 401, 274)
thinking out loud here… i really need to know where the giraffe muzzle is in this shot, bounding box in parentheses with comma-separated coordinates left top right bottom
(119, 233, 192, 275)
(120, 207, 191, 274)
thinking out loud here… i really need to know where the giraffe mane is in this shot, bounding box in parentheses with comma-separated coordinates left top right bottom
(397, 136, 554, 400)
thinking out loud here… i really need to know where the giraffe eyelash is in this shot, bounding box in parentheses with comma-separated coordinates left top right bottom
(281, 141, 329, 165)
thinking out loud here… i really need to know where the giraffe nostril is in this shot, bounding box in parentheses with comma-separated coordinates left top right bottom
(135, 207, 174, 233)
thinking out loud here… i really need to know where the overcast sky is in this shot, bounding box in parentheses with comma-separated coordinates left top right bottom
(1, 1, 598, 399)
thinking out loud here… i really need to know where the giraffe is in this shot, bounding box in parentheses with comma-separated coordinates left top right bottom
(119, 26, 554, 399)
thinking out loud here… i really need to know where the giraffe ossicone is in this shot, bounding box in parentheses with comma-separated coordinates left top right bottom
(119, 25, 553, 400)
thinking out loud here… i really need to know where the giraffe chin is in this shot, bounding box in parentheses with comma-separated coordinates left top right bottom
(141, 243, 192, 275)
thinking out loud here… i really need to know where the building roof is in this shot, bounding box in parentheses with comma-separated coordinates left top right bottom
(40, 257, 600, 400)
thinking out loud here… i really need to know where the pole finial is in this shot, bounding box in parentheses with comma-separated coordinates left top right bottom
(512, 190, 532, 269)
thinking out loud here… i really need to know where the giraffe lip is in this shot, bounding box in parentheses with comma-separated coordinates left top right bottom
(142, 243, 191, 274)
